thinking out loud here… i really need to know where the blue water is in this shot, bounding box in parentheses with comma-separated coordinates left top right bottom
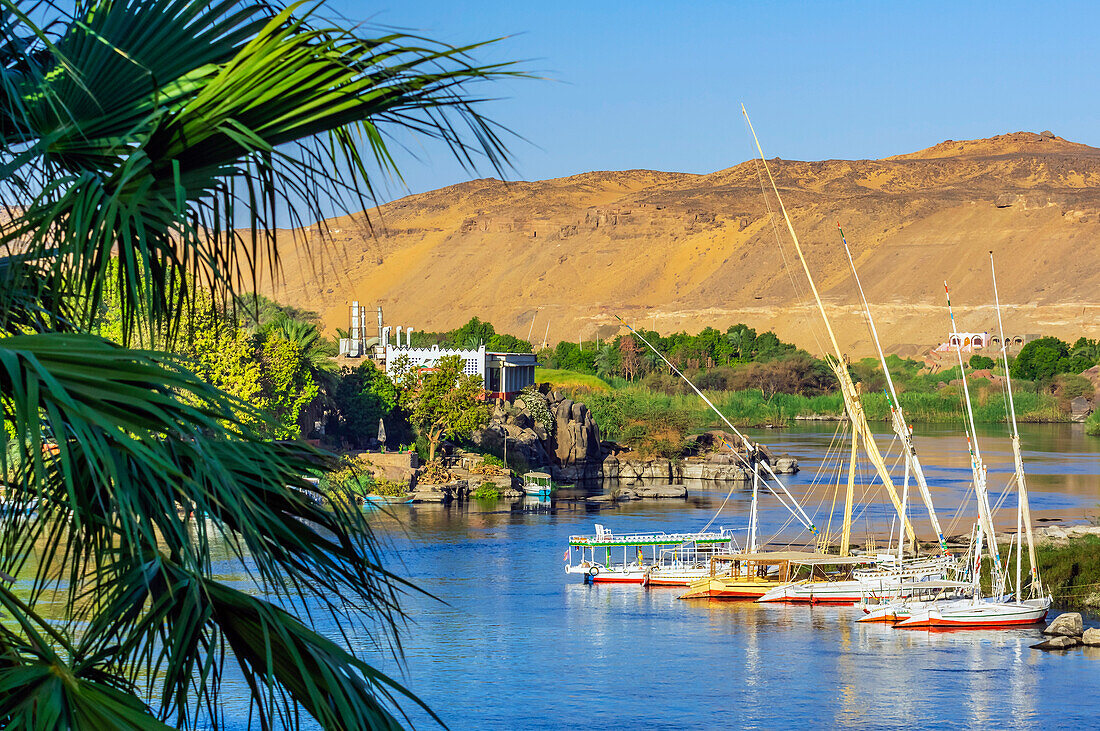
(355, 501, 1099, 730)
(217, 423, 1100, 728)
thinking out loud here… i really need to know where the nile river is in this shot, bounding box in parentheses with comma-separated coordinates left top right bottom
(225, 423, 1100, 728)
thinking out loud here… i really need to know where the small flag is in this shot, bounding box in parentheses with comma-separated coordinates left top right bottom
(563, 548, 569, 562)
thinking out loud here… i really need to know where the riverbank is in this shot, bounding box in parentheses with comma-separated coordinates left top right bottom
(576, 385, 1074, 444)
(1035, 532, 1100, 609)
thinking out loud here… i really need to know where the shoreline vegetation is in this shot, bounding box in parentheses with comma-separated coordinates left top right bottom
(543, 373, 1076, 432)
(1036, 534, 1100, 610)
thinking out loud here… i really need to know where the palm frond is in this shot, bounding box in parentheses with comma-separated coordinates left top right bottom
(1, 0, 524, 344)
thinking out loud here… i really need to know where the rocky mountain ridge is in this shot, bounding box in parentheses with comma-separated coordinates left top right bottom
(260, 131, 1100, 357)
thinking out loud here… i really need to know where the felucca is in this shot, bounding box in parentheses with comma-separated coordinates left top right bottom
(893, 257, 1051, 628)
(739, 108, 954, 604)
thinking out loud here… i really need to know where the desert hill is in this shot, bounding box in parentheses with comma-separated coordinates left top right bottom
(260, 131, 1100, 357)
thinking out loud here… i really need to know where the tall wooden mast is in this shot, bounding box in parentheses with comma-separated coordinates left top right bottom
(741, 106, 915, 547)
(837, 225, 951, 556)
(990, 252, 1041, 600)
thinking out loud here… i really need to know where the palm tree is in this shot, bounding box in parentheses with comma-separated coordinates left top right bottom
(594, 343, 616, 381)
(267, 315, 339, 383)
(727, 329, 744, 362)
(1071, 341, 1100, 366)
(0, 1, 519, 728)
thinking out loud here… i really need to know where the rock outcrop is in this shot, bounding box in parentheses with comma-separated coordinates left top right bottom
(1031, 635, 1081, 651)
(470, 386, 603, 481)
(409, 479, 469, 503)
(1043, 612, 1084, 637)
(469, 391, 799, 485)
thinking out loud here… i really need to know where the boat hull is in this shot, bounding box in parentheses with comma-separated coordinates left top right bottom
(758, 578, 932, 605)
(643, 568, 712, 587)
(895, 598, 1051, 629)
(565, 565, 647, 584)
(679, 577, 781, 600)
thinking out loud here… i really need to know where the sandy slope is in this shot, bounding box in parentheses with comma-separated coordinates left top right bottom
(258, 131, 1100, 357)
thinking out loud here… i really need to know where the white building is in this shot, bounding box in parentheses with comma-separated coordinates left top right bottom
(385, 344, 485, 379)
(384, 343, 537, 399)
(948, 331, 989, 350)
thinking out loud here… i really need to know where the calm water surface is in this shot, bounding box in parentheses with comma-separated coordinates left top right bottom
(224, 423, 1100, 728)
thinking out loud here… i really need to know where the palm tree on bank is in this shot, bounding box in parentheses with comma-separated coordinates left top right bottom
(0, 1, 519, 728)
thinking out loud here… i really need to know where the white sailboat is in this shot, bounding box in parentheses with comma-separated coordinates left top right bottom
(893, 258, 1051, 629)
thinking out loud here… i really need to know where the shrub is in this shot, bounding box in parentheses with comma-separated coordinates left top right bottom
(518, 385, 555, 433)
(969, 354, 995, 370)
(369, 479, 410, 497)
(472, 481, 501, 499)
(1053, 373, 1093, 400)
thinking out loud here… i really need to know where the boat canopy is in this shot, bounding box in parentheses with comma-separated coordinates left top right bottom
(716, 551, 875, 565)
(569, 529, 736, 548)
(892, 579, 972, 590)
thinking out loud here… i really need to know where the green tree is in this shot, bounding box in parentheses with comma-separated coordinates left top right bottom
(259, 334, 320, 438)
(486, 332, 534, 353)
(594, 343, 618, 380)
(1013, 336, 1071, 381)
(449, 316, 496, 348)
(333, 362, 402, 446)
(409, 355, 489, 461)
(1071, 337, 1100, 365)
(969, 354, 996, 370)
(0, 1, 519, 727)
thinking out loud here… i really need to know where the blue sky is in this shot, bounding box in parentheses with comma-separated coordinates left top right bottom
(326, 0, 1100, 201)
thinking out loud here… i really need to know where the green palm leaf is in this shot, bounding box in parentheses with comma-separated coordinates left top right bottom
(0, 0, 523, 727)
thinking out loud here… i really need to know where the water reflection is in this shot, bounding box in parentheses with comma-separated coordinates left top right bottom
(16, 423, 1096, 728)
(345, 424, 1100, 729)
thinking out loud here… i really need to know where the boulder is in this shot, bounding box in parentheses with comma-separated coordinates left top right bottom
(511, 410, 534, 430)
(1082, 628, 1100, 647)
(1043, 612, 1084, 637)
(1031, 635, 1080, 651)
(681, 462, 750, 481)
(1070, 396, 1091, 422)
(612, 460, 673, 483)
(1038, 525, 1069, 542)
(551, 402, 601, 467)
(773, 456, 799, 474)
(632, 484, 687, 499)
(612, 487, 640, 501)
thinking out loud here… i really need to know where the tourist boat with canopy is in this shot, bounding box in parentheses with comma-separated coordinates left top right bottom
(522, 471, 552, 497)
(565, 524, 738, 584)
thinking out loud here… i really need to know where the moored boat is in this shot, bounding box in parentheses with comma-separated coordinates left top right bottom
(757, 554, 954, 605)
(522, 471, 552, 497)
(566, 524, 738, 584)
(879, 260, 1054, 630)
(680, 552, 822, 600)
(643, 543, 738, 587)
(856, 580, 973, 623)
(894, 597, 1050, 629)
